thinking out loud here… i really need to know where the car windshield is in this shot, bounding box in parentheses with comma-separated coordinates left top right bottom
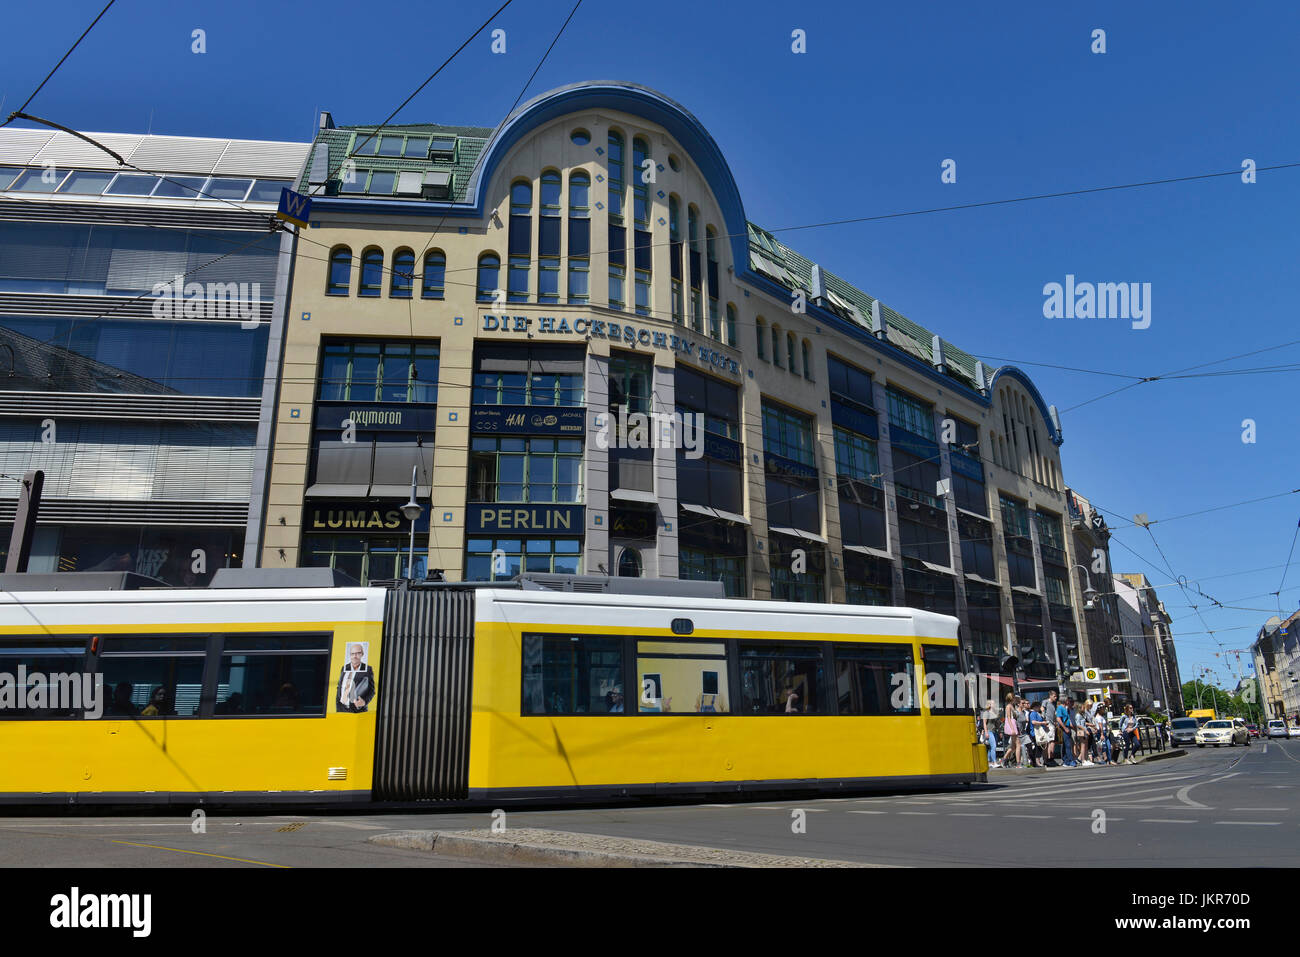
(1171, 718, 1197, 729)
(1269, 720, 1284, 727)
(1204, 721, 1231, 729)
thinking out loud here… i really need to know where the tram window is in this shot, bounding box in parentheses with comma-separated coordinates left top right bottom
(522, 634, 624, 715)
(0, 639, 90, 718)
(635, 640, 728, 713)
(98, 652, 205, 718)
(216, 635, 331, 717)
(739, 643, 825, 714)
(920, 644, 966, 716)
(833, 643, 920, 716)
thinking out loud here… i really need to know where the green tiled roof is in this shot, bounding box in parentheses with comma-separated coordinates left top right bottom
(302, 118, 981, 393)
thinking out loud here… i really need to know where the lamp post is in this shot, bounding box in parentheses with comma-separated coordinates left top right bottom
(1072, 564, 1098, 611)
(400, 465, 423, 581)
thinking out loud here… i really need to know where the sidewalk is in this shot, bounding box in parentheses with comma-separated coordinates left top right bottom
(989, 748, 1186, 772)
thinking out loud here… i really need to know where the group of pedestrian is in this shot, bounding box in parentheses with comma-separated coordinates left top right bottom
(979, 690, 1148, 769)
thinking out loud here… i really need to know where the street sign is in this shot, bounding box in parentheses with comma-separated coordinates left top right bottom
(1098, 668, 1130, 682)
(1083, 667, 1101, 682)
(276, 187, 311, 228)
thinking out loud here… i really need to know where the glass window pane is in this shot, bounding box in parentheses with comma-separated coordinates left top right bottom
(56, 169, 114, 194)
(368, 171, 396, 194)
(246, 179, 290, 202)
(105, 173, 161, 195)
(98, 655, 206, 718)
(521, 635, 623, 715)
(0, 167, 22, 190)
(739, 644, 825, 714)
(0, 640, 88, 717)
(378, 136, 403, 156)
(403, 137, 431, 157)
(216, 651, 329, 715)
(152, 175, 210, 199)
(205, 178, 252, 200)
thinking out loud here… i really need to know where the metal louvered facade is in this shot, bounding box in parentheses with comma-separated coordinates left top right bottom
(0, 126, 310, 584)
(371, 587, 475, 801)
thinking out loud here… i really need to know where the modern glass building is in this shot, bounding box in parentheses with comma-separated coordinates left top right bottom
(260, 82, 1090, 675)
(0, 128, 310, 584)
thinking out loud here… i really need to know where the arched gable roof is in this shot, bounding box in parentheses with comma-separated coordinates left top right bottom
(987, 365, 1063, 446)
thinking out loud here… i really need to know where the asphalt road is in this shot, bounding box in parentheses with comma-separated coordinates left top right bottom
(5, 738, 1299, 867)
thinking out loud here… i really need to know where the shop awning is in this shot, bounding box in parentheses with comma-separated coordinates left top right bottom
(964, 572, 1001, 587)
(921, 561, 955, 575)
(680, 502, 751, 525)
(844, 544, 892, 560)
(768, 526, 828, 545)
(610, 488, 657, 505)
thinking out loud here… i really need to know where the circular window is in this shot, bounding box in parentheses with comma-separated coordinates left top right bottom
(570, 129, 591, 146)
(668, 154, 681, 172)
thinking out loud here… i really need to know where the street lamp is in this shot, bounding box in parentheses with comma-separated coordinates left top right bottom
(400, 464, 423, 581)
(1072, 564, 1098, 611)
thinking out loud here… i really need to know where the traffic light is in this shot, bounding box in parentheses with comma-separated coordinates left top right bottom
(1062, 642, 1079, 672)
(1018, 643, 1037, 665)
(1001, 655, 1020, 674)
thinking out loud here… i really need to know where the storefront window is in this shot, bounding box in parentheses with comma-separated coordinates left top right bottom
(465, 537, 582, 581)
(319, 340, 440, 404)
(468, 437, 583, 503)
(303, 535, 428, 584)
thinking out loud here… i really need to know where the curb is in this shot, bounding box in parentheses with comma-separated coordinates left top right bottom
(368, 829, 871, 868)
(989, 748, 1186, 772)
(371, 830, 720, 867)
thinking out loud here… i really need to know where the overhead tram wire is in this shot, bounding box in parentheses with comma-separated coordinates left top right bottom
(1, 0, 117, 128)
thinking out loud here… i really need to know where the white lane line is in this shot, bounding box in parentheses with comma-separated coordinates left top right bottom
(1229, 807, 1290, 812)
(1004, 814, 1053, 819)
(1214, 821, 1280, 826)
(1068, 816, 1126, 821)
(847, 810, 887, 815)
(950, 812, 993, 817)
(971, 773, 1202, 803)
(1139, 819, 1197, 824)
(1177, 773, 1241, 809)
(317, 820, 386, 830)
(897, 811, 937, 816)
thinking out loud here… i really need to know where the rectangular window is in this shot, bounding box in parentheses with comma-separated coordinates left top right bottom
(469, 436, 583, 503)
(965, 582, 1003, 658)
(959, 514, 996, 581)
(768, 538, 825, 601)
(690, 289, 703, 332)
(827, 355, 874, 409)
(886, 387, 936, 441)
(762, 400, 816, 467)
(671, 280, 683, 322)
(678, 547, 746, 598)
(610, 352, 652, 414)
(636, 641, 729, 713)
(739, 643, 825, 714)
(466, 537, 582, 582)
(834, 643, 919, 715)
(608, 263, 625, 310)
(921, 644, 966, 715)
(567, 257, 589, 304)
(634, 269, 651, 316)
(319, 340, 440, 404)
(98, 636, 207, 719)
(833, 427, 880, 484)
(215, 635, 331, 716)
(708, 298, 720, 339)
(538, 257, 560, 303)
(508, 256, 529, 302)
(521, 635, 622, 714)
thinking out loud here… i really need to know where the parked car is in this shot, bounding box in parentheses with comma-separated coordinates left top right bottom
(1268, 719, 1288, 738)
(1246, 724, 1260, 738)
(1196, 719, 1249, 747)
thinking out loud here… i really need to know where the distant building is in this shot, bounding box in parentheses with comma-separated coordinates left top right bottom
(1253, 610, 1300, 719)
(1117, 572, 1183, 713)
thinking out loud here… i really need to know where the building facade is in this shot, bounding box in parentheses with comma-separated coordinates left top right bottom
(1113, 573, 1163, 710)
(1117, 572, 1183, 713)
(0, 128, 309, 583)
(1064, 488, 1125, 674)
(1253, 611, 1299, 719)
(259, 81, 1093, 677)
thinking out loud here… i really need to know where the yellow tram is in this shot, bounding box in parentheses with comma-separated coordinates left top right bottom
(0, 571, 985, 804)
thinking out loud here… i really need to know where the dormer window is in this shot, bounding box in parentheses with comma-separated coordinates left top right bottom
(429, 136, 457, 161)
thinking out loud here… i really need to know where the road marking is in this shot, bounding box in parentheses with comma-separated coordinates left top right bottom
(1068, 816, 1125, 821)
(318, 820, 387, 830)
(897, 811, 937, 816)
(1229, 807, 1290, 812)
(1177, 773, 1241, 809)
(1214, 821, 1280, 826)
(949, 812, 993, 817)
(111, 840, 289, 867)
(847, 810, 887, 815)
(1138, 819, 1196, 824)
(1005, 814, 1053, 819)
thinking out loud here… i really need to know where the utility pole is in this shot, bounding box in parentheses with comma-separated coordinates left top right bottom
(3, 470, 44, 573)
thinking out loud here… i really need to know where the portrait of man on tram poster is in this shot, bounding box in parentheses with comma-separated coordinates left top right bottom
(336, 641, 377, 713)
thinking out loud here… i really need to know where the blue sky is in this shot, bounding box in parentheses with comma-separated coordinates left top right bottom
(5, 0, 1298, 689)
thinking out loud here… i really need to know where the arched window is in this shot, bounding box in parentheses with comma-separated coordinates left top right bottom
(706, 225, 720, 338)
(537, 172, 566, 304)
(669, 195, 683, 322)
(687, 205, 702, 331)
(618, 547, 643, 578)
(327, 246, 352, 295)
(787, 332, 797, 373)
(476, 253, 500, 302)
(359, 247, 383, 297)
(801, 339, 812, 380)
(607, 130, 625, 225)
(756, 316, 767, 360)
(390, 248, 414, 298)
(771, 323, 782, 366)
(726, 303, 738, 347)
(508, 179, 531, 303)
(421, 250, 445, 299)
(568, 170, 590, 304)
(632, 137, 650, 230)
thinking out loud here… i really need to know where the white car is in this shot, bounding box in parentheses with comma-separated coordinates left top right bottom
(1196, 719, 1247, 747)
(1267, 719, 1288, 738)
